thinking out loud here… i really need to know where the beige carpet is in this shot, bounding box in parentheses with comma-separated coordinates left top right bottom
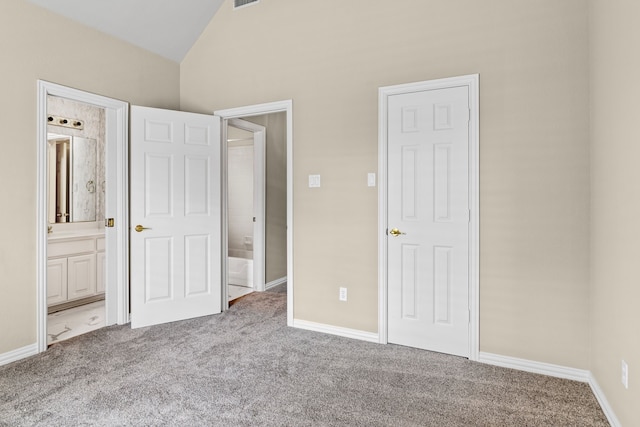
(0, 286, 608, 426)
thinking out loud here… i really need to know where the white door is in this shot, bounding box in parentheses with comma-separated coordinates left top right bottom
(387, 86, 470, 357)
(130, 106, 222, 328)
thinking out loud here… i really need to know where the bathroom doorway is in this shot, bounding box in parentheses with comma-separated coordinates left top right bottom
(45, 96, 107, 344)
(217, 106, 290, 312)
(226, 119, 265, 302)
(36, 81, 129, 353)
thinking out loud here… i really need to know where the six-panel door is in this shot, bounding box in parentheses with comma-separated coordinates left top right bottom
(387, 86, 471, 357)
(130, 106, 222, 328)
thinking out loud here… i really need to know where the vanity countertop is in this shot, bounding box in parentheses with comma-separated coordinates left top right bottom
(48, 230, 105, 242)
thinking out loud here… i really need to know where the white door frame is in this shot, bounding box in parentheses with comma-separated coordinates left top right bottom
(215, 101, 294, 325)
(227, 118, 266, 292)
(378, 75, 480, 360)
(36, 81, 129, 352)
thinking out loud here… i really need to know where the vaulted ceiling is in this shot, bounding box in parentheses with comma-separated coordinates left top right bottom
(27, 0, 225, 63)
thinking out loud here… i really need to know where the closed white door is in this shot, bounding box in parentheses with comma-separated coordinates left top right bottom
(387, 86, 470, 357)
(130, 106, 222, 328)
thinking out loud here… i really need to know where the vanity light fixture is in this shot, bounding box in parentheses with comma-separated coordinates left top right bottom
(47, 115, 84, 130)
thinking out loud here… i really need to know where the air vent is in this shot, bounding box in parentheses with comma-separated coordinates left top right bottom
(234, 0, 259, 9)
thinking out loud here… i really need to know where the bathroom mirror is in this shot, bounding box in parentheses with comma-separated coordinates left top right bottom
(48, 134, 98, 223)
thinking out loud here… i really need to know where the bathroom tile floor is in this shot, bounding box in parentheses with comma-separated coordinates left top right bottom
(228, 284, 253, 301)
(47, 300, 105, 345)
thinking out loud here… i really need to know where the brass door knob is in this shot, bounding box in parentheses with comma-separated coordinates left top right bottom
(389, 228, 406, 237)
(135, 224, 151, 232)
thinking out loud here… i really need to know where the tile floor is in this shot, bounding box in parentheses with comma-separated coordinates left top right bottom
(228, 284, 253, 301)
(47, 300, 105, 345)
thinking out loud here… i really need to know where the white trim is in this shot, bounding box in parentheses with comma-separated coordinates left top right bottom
(0, 343, 38, 367)
(227, 118, 266, 292)
(214, 100, 294, 326)
(37, 81, 129, 353)
(589, 374, 622, 427)
(265, 276, 287, 290)
(478, 352, 590, 382)
(377, 74, 480, 360)
(293, 319, 379, 343)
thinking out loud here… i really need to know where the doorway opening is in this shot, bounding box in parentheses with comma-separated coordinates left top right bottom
(215, 102, 293, 323)
(45, 97, 107, 345)
(226, 118, 266, 302)
(36, 81, 129, 353)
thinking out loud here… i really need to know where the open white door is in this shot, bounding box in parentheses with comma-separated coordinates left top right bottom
(130, 106, 222, 328)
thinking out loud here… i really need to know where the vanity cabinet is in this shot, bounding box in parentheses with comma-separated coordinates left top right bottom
(47, 234, 105, 307)
(66, 254, 97, 300)
(46, 258, 68, 305)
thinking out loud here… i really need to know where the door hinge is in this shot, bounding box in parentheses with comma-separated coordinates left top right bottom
(105, 218, 115, 228)
(469, 309, 471, 324)
(468, 209, 471, 223)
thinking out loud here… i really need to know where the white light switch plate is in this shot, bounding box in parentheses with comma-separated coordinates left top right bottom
(309, 174, 321, 188)
(368, 173, 376, 187)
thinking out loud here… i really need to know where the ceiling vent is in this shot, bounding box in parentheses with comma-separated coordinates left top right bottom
(234, 0, 259, 9)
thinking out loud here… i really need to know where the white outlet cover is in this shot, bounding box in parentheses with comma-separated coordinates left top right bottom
(339, 287, 347, 301)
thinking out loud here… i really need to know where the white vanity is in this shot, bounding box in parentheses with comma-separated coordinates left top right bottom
(47, 231, 105, 310)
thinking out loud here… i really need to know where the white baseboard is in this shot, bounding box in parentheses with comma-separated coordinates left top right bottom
(265, 276, 287, 290)
(589, 374, 622, 427)
(292, 319, 379, 343)
(0, 343, 39, 367)
(478, 352, 591, 382)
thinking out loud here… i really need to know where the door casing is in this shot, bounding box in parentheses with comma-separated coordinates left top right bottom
(36, 81, 130, 352)
(377, 75, 480, 360)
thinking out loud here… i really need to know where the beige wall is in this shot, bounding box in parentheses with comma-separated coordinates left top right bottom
(589, 1, 640, 425)
(246, 113, 287, 283)
(181, 0, 591, 367)
(0, 0, 180, 354)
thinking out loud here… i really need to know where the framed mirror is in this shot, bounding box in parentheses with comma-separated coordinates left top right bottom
(47, 134, 98, 223)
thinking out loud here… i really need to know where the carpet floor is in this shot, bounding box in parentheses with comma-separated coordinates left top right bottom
(0, 286, 608, 426)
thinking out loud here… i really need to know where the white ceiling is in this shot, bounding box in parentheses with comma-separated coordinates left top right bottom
(28, 0, 225, 63)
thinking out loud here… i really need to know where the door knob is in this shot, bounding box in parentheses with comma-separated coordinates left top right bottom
(134, 224, 151, 232)
(389, 228, 406, 237)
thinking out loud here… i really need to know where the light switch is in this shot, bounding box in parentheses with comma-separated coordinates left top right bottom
(368, 173, 376, 187)
(308, 174, 321, 188)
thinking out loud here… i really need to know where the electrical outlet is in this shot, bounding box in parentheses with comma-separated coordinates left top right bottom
(622, 360, 629, 389)
(339, 287, 347, 302)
